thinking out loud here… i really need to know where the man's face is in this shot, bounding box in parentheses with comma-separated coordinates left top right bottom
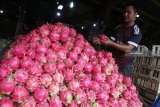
(123, 6, 137, 23)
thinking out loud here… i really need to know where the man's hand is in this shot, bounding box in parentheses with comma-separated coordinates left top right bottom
(100, 36, 113, 46)
(93, 38, 101, 44)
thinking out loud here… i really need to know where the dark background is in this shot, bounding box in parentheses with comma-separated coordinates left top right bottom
(0, 0, 160, 49)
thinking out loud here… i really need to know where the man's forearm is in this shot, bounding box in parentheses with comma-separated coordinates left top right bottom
(108, 42, 133, 53)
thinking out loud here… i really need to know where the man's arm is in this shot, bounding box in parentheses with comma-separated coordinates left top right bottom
(101, 25, 142, 53)
(102, 38, 134, 53)
(107, 41, 134, 53)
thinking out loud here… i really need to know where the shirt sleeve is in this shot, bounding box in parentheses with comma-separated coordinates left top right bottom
(127, 25, 142, 47)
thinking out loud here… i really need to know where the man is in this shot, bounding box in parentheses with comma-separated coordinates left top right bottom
(93, 3, 142, 77)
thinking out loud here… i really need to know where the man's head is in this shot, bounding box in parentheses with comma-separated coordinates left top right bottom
(123, 3, 138, 24)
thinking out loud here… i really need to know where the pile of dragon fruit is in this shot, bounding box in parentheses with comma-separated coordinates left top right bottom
(0, 22, 142, 107)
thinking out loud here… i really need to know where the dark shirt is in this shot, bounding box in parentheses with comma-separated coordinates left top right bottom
(110, 24, 142, 64)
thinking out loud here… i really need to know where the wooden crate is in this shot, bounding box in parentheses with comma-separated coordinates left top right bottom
(133, 75, 160, 107)
(142, 57, 152, 66)
(149, 69, 160, 81)
(151, 57, 160, 68)
(133, 47, 160, 107)
(136, 45, 148, 55)
(135, 56, 144, 65)
(134, 56, 160, 69)
(152, 45, 160, 56)
(133, 65, 150, 78)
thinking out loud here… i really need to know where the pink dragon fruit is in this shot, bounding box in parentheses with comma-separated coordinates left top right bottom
(46, 49, 57, 62)
(36, 53, 47, 64)
(69, 28, 76, 36)
(41, 37, 52, 47)
(36, 45, 47, 54)
(99, 34, 108, 41)
(106, 76, 117, 87)
(116, 83, 125, 92)
(49, 32, 60, 42)
(29, 63, 42, 77)
(56, 61, 66, 72)
(91, 81, 100, 91)
(12, 86, 29, 103)
(20, 56, 33, 69)
(60, 26, 70, 42)
(0, 66, 10, 80)
(104, 52, 112, 60)
(68, 79, 80, 91)
(67, 51, 78, 61)
(84, 63, 93, 73)
(128, 84, 137, 93)
(65, 58, 74, 68)
(87, 90, 96, 103)
(44, 63, 56, 75)
(27, 49, 36, 59)
(49, 82, 60, 96)
(37, 102, 49, 107)
(96, 91, 109, 103)
(0, 97, 14, 107)
(14, 69, 28, 83)
(34, 87, 48, 103)
(123, 90, 132, 100)
(80, 77, 92, 90)
(93, 73, 106, 83)
(73, 64, 83, 74)
(39, 24, 50, 36)
(93, 64, 101, 74)
(123, 77, 132, 86)
(20, 96, 36, 107)
(13, 45, 26, 57)
(49, 96, 63, 107)
(109, 98, 118, 107)
(110, 88, 121, 99)
(0, 77, 15, 95)
(40, 74, 52, 87)
(9, 56, 20, 70)
(64, 69, 75, 81)
(75, 90, 87, 104)
(101, 82, 110, 92)
(60, 90, 73, 104)
(118, 98, 128, 107)
(101, 66, 111, 76)
(51, 41, 61, 51)
(80, 102, 91, 107)
(26, 77, 39, 92)
(52, 72, 64, 84)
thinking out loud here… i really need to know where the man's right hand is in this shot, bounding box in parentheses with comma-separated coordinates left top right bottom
(93, 38, 101, 44)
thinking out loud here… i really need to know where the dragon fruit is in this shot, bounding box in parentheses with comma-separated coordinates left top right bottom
(0, 22, 142, 106)
(40, 74, 52, 87)
(26, 77, 39, 92)
(0, 77, 15, 95)
(75, 90, 87, 104)
(34, 87, 48, 103)
(60, 90, 73, 104)
(0, 97, 14, 107)
(14, 69, 28, 83)
(12, 86, 29, 103)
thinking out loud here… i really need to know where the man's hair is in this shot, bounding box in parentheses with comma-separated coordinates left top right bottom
(124, 2, 138, 12)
